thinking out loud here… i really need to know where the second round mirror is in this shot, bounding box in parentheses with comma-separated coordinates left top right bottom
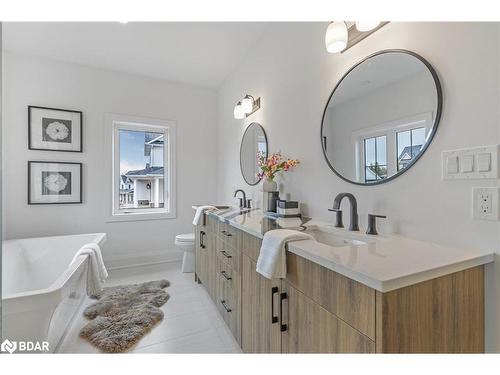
(240, 123, 268, 185)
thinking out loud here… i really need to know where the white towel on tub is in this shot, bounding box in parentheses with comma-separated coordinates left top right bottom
(256, 229, 313, 279)
(70, 243, 108, 296)
(193, 205, 216, 226)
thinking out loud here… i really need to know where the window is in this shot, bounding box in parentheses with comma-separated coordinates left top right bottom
(364, 135, 387, 182)
(396, 127, 426, 171)
(106, 114, 176, 221)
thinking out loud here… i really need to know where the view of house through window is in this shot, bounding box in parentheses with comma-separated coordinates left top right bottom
(364, 135, 387, 182)
(397, 127, 426, 171)
(119, 129, 166, 210)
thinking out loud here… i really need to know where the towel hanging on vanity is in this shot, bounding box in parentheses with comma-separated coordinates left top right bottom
(256, 229, 313, 279)
(192, 205, 216, 226)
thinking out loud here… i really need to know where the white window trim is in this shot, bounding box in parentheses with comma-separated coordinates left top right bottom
(351, 112, 433, 182)
(103, 113, 177, 222)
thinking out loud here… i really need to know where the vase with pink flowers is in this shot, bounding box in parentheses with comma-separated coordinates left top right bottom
(257, 151, 300, 192)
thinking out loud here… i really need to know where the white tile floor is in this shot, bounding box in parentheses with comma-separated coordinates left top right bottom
(57, 261, 242, 354)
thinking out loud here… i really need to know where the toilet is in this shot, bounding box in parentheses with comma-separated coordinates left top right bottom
(175, 233, 195, 273)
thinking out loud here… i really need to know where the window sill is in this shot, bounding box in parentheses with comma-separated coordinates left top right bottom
(106, 210, 177, 223)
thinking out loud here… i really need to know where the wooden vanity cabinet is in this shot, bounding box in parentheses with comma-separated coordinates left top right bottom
(197, 215, 485, 354)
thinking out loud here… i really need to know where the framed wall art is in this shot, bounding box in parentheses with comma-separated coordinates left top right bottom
(28, 106, 83, 152)
(28, 161, 83, 204)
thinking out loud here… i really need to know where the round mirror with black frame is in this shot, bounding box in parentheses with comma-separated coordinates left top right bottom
(321, 49, 443, 185)
(240, 122, 268, 186)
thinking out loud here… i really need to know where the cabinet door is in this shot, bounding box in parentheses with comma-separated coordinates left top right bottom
(281, 283, 375, 353)
(195, 225, 209, 286)
(241, 254, 282, 353)
(205, 216, 218, 301)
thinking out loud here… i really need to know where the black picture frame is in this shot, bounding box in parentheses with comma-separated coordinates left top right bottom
(320, 49, 443, 186)
(28, 105, 83, 152)
(28, 161, 83, 205)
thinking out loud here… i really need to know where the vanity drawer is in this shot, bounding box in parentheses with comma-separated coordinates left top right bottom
(217, 221, 239, 248)
(215, 236, 241, 273)
(286, 252, 376, 340)
(216, 257, 241, 295)
(216, 273, 241, 343)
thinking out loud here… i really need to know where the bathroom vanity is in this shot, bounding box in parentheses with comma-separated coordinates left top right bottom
(194, 208, 493, 353)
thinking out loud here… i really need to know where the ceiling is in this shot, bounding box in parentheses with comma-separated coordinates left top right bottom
(3, 22, 272, 88)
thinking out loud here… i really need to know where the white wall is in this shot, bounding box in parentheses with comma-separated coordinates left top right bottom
(2, 52, 218, 267)
(216, 22, 500, 351)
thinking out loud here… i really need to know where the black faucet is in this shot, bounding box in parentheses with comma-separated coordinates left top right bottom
(329, 193, 359, 231)
(366, 214, 386, 235)
(233, 189, 247, 208)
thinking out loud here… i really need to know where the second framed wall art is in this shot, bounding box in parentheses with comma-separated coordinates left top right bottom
(28, 161, 83, 205)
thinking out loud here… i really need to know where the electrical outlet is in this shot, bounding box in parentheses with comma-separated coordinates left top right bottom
(472, 187, 500, 221)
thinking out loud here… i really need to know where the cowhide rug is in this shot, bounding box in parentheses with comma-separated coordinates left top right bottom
(79, 279, 170, 353)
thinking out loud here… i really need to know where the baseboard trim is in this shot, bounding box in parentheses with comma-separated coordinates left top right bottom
(105, 248, 183, 271)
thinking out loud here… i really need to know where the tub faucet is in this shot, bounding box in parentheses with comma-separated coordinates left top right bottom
(329, 193, 359, 231)
(233, 189, 247, 208)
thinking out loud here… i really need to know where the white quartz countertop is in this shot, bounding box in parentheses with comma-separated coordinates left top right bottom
(194, 206, 495, 292)
(288, 225, 494, 292)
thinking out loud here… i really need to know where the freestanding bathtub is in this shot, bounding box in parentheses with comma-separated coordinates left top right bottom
(2, 233, 106, 352)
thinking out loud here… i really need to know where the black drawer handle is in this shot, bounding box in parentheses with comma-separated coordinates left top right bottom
(220, 270, 232, 281)
(220, 250, 233, 259)
(200, 231, 206, 249)
(280, 292, 288, 332)
(271, 287, 279, 324)
(221, 300, 232, 313)
(221, 230, 233, 237)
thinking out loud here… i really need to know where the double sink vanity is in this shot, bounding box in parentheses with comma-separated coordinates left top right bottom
(192, 49, 494, 353)
(194, 204, 493, 353)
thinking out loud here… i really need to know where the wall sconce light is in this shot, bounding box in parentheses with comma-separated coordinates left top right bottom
(325, 21, 348, 53)
(325, 21, 388, 54)
(355, 21, 381, 32)
(234, 101, 245, 119)
(233, 94, 261, 119)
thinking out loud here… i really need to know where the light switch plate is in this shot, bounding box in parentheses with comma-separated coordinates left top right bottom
(446, 155, 459, 174)
(477, 153, 491, 172)
(472, 187, 500, 221)
(443, 145, 499, 180)
(462, 155, 474, 173)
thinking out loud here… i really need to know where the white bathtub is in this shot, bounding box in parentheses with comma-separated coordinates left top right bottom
(2, 233, 106, 352)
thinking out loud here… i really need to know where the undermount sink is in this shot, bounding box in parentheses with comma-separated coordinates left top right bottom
(304, 227, 371, 248)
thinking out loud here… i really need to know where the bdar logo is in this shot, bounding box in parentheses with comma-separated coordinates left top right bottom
(1, 339, 17, 354)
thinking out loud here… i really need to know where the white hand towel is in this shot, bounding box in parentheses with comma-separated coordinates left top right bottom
(256, 229, 313, 279)
(81, 243, 108, 282)
(193, 205, 216, 225)
(70, 243, 108, 296)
